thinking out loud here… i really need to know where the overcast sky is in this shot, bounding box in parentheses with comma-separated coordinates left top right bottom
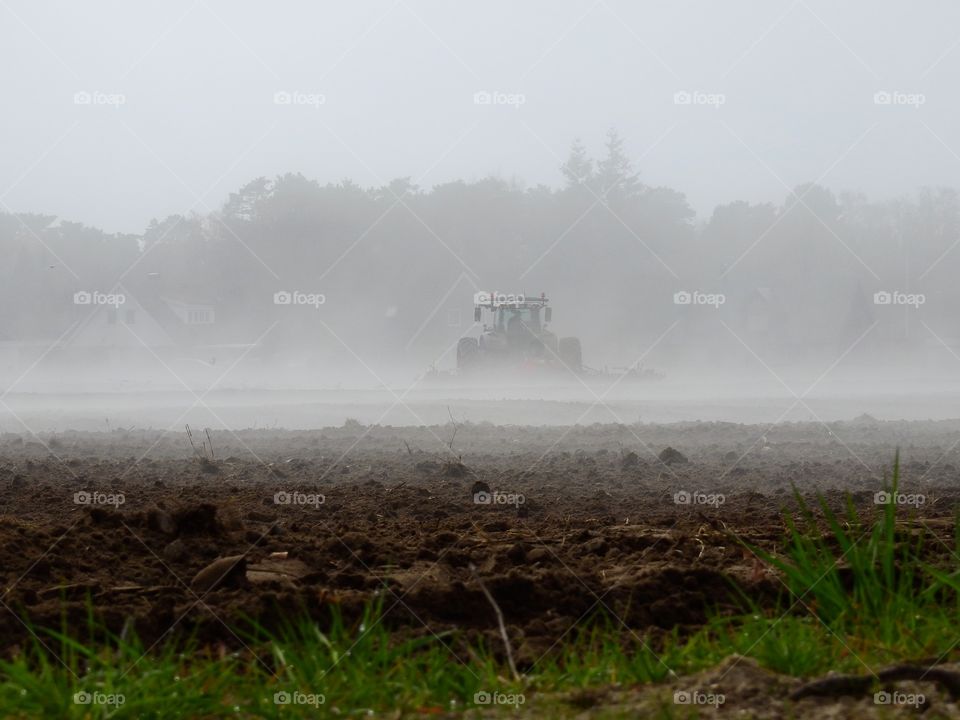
(2, 0, 960, 233)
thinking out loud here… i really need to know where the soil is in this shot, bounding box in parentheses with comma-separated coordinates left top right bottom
(2, 418, 960, 716)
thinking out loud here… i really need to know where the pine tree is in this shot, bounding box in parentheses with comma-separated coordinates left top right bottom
(595, 129, 641, 202)
(560, 138, 594, 189)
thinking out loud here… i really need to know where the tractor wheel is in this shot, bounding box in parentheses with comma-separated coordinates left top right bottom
(457, 337, 480, 370)
(559, 337, 582, 373)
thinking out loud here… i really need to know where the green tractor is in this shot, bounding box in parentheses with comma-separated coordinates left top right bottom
(456, 292, 582, 374)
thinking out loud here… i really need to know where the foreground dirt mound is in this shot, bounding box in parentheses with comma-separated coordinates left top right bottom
(502, 656, 960, 718)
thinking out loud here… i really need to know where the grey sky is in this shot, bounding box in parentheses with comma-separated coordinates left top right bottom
(3, 0, 960, 233)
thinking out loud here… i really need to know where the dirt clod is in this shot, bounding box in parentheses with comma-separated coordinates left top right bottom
(190, 555, 247, 593)
(658, 446, 688, 465)
(443, 460, 469, 477)
(471, 480, 490, 497)
(621, 451, 640, 468)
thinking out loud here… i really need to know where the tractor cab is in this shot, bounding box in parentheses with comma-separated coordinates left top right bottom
(494, 304, 544, 333)
(457, 291, 580, 373)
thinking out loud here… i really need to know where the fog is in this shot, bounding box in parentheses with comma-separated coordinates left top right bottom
(3, 1, 960, 430)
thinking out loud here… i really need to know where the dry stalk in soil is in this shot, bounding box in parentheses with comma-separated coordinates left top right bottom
(470, 563, 520, 682)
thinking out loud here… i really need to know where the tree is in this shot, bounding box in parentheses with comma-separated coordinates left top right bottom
(595, 129, 641, 202)
(560, 138, 594, 190)
(223, 177, 271, 222)
(376, 177, 419, 203)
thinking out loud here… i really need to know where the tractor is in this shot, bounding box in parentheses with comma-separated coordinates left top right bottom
(456, 292, 582, 374)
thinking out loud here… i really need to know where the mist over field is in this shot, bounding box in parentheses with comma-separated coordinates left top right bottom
(2, 0, 960, 428)
(9, 6, 960, 719)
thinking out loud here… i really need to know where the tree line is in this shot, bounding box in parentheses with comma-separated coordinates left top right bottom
(1, 129, 957, 373)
